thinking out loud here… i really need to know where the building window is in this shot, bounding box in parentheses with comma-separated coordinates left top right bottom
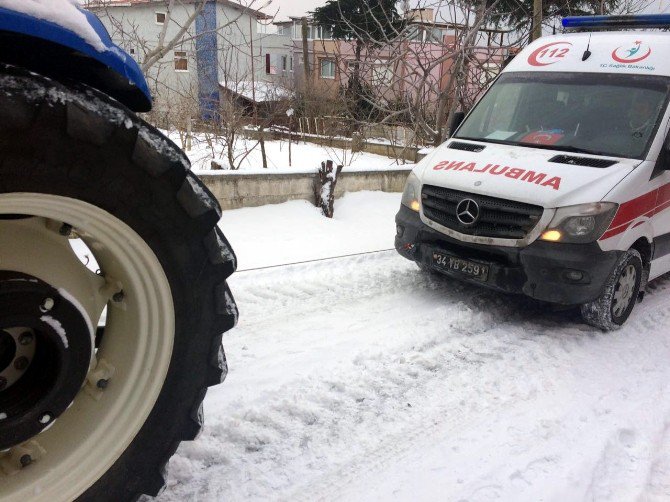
(281, 55, 288, 72)
(293, 23, 316, 40)
(320, 59, 335, 79)
(372, 60, 393, 86)
(174, 51, 188, 71)
(407, 26, 424, 42)
(266, 54, 271, 74)
(479, 62, 499, 85)
(277, 24, 290, 36)
(156, 12, 166, 24)
(316, 26, 333, 40)
(289, 56, 293, 72)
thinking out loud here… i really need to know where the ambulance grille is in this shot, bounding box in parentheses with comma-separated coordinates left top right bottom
(421, 185, 544, 240)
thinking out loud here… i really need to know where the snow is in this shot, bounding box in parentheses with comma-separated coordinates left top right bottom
(157, 190, 670, 501)
(0, 0, 107, 52)
(139, 127, 190, 171)
(219, 191, 400, 270)
(40, 315, 68, 348)
(220, 81, 293, 103)
(166, 131, 414, 173)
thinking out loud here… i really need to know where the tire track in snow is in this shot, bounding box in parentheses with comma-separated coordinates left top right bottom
(314, 276, 670, 502)
(161, 260, 670, 501)
(229, 252, 515, 337)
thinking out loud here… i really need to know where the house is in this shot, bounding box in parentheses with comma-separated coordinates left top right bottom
(260, 8, 512, 114)
(87, 0, 274, 122)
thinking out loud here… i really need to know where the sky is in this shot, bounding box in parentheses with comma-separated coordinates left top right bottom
(642, 0, 670, 12)
(264, 0, 669, 21)
(264, 0, 323, 20)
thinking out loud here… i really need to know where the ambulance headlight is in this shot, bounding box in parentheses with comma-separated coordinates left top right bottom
(401, 172, 422, 212)
(540, 202, 618, 243)
(563, 216, 596, 236)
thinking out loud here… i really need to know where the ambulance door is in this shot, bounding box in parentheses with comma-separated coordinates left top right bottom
(650, 126, 670, 279)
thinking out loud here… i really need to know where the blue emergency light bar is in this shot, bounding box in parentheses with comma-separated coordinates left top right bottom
(562, 14, 670, 29)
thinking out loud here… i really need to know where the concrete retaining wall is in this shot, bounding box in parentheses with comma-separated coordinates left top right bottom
(198, 169, 411, 210)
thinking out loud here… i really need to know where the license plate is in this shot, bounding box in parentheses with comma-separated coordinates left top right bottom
(431, 252, 490, 281)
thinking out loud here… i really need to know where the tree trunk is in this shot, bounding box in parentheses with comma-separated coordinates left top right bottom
(186, 114, 192, 151)
(353, 39, 362, 87)
(259, 125, 267, 168)
(437, 0, 489, 145)
(532, 0, 543, 42)
(227, 131, 236, 170)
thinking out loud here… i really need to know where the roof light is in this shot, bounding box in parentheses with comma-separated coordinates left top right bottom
(562, 14, 670, 30)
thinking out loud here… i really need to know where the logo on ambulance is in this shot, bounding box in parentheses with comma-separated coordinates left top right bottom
(612, 40, 651, 63)
(527, 41, 572, 67)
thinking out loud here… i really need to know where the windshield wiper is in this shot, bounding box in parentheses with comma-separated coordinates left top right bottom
(517, 143, 610, 156)
(455, 136, 611, 157)
(454, 136, 517, 147)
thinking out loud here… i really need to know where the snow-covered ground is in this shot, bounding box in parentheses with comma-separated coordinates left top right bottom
(165, 131, 412, 173)
(219, 191, 399, 270)
(158, 191, 670, 502)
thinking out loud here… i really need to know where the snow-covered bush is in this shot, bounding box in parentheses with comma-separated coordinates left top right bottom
(314, 160, 343, 218)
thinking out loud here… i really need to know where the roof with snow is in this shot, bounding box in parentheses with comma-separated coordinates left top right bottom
(85, 0, 272, 20)
(219, 81, 292, 103)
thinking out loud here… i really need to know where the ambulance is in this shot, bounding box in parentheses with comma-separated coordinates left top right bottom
(395, 15, 670, 330)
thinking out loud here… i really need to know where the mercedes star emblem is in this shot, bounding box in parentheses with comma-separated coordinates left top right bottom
(455, 198, 480, 226)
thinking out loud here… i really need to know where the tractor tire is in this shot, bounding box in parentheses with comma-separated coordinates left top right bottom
(0, 66, 237, 501)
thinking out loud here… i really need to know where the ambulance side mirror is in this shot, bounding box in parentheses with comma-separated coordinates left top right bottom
(663, 139, 670, 170)
(448, 111, 466, 137)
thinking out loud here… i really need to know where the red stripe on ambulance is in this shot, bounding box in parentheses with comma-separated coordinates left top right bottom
(600, 184, 670, 240)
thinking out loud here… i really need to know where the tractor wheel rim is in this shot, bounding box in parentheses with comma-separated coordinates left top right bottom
(0, 194, 174, 502)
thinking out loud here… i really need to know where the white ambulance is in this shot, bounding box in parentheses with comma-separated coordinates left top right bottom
(395, 15, 670, 330)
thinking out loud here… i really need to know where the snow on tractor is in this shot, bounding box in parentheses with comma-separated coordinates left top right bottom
(0, 3, 237, 500)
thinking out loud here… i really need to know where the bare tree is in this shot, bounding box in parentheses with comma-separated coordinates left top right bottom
(302, 0, 653, 150)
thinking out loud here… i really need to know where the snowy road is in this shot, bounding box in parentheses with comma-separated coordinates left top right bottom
(158, 193, 670, 501)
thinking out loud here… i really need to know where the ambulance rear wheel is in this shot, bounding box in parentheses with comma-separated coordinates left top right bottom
(580, 249, 642, 331)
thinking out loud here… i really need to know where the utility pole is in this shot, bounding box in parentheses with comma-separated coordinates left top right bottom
(600, 0, 605, 14)
(532, 0, 542, 41)
(301, 17, 311, 98)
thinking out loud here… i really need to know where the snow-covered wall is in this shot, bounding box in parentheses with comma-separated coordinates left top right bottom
(198, 168, 411, 210)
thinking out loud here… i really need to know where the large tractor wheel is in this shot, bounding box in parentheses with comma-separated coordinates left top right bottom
(0, 66, 238, 501)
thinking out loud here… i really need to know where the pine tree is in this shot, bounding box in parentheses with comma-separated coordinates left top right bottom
(481, 0, 621, 31)
(311, 0, 404, 120)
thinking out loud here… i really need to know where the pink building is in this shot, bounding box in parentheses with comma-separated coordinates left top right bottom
(268, 8, 513, 115)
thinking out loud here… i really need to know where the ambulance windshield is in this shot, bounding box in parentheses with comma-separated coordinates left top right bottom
(455, 72, 670, 160)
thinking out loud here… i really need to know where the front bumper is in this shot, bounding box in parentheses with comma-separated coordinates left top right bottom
(395, 204, 622, 305)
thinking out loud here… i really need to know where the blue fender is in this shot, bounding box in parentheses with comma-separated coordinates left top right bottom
(0, 6, 152, 112)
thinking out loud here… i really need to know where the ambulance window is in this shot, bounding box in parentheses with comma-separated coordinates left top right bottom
(456, 72, 670, 160)
(470, 83, 522, 135)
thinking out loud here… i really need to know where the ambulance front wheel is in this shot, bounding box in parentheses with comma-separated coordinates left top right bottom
(580, 249, 643, 331)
